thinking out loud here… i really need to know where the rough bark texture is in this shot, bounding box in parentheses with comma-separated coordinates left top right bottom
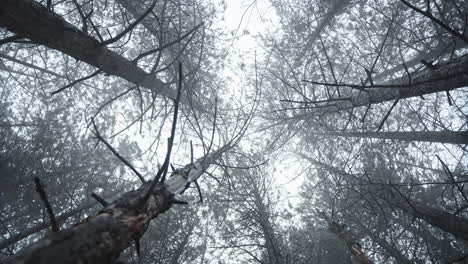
(312, 130, 468, 144)
(0, 201, 95, 250)
(7, 147, 228, 264)
(8, 183, 173, 264)
(313, 54, 468, 114)
(0, 0, 174, 99)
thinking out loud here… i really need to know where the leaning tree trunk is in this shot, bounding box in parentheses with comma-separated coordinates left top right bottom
(7, 146, 228, 264)
(310, 130, 468, 144)
(1, 198, 97, 250)
(0, 0, 174, 99)
(380, 189, 468, 242)
(306, 54, 468, 114)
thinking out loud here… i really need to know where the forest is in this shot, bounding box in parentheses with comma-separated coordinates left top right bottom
(0, 0, 467, 263)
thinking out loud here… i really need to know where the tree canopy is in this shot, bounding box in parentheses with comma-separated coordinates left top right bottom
(1, 0, 467, 263)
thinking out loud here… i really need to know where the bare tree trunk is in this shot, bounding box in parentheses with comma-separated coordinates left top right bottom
(392, 217, 467, 262)
(1, 200, 95, 250)
(0, 0, 174, 99)
(311, 130, 468, 144)
(307, 54, 468, 114)
(6, 146, 228, 264)
(381, 189, 468, 242)
(294, 0, 351, 64)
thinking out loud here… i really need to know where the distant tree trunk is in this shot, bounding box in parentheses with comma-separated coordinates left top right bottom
(311, 130, 468, 144)
(380, 189, 468, 242)
(0, 0, 174, 99)
(295, 0, 351, 64)
(307, 54, 468, 114)
(7, 147, 228, 264)
(251, 183, 284, 264)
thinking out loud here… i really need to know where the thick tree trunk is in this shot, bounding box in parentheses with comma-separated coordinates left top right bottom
(309, 54, 468, 114)
(0, 0, 175, 99)
(1, 200, 95, 250)
(312, 130, 468, 144)
(381, 190, 468, 242)
(392, 217, 466, 262)
(7, 146, 228, 264)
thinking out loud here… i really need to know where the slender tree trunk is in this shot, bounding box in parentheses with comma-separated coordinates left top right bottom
(311, 130, 468, 144)
(6, 146, 228, 264)
(294, 0, 351, 64)
(0, 0, 174, 99)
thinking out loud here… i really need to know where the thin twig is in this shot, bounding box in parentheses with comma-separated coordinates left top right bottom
(52, 70, 101, 95)
(91, 192, 109, 207)
(144, 62, 184, 202)
(92, 118, 146, 183)
(100, 0, 157, 46)
(436, 155, 468, 204)
(400, 0, 468, 44)
(376, 97, 400, 131)
(34, 177, 59, 232)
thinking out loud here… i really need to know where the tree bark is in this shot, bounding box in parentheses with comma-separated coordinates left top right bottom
(311, 130, 468, 144)
(307, 54, 468, 114)
(1, 200, 95, 250)
(6, 146, 228, 264)
(0, 0, 175, 99)
(381, 189, 468, 242)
